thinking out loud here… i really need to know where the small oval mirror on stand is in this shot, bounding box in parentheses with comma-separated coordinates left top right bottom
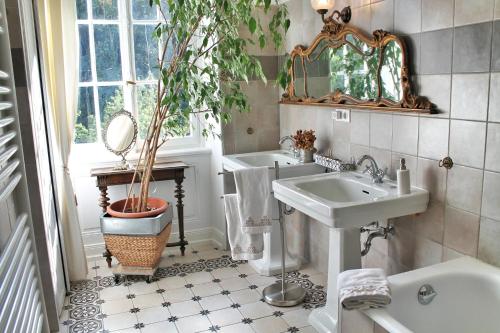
(103, 110, 138, 170)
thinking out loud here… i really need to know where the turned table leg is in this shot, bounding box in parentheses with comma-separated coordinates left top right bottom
(98, 185, 113, 268)
(174, 174, 186, 256)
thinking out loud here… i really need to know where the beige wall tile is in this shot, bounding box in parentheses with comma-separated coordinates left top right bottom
(392, 115, 418, 156)
(417, 158, 448, 203)
(413, 237, 443, 269)
(449, 120, 486, 169)
(478, 217, 500, 267)
(418, 117, 449, 160)
(451, 74, 489, 121)
(443, 206, 480, 256)
(454, 0, 494, 26)
(446, 165, 484, 214)
(485, 123, 500, 172)
(394, 0, 422, 34)
(422, 0, 454, 32)
(371, 0, 394, 32)
(489, 73, 500, 122)
(370, 113, 393, 150)
(418, 75, 451, 117)
(350, 111, 370, 146)
(415, 201, 445, 244)
(481, 171, 500, 221)
(442, 247, 466, 262)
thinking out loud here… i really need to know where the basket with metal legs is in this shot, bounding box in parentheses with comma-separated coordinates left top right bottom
(262, 161, 307, 307)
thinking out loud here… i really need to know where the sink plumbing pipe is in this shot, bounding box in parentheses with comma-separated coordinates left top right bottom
(360, 221, 395, 256)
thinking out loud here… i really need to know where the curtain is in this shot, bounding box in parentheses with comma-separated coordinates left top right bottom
(37, 0, 88, 281)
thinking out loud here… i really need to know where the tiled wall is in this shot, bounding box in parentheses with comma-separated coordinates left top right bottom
(222, 8, 280, 155)
(280, 0, 500, 273)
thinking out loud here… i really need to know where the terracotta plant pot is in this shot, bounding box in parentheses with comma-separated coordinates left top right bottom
(107, 197, 168, 218)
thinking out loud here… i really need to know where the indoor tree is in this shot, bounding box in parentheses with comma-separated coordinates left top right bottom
(126, 0, 291, 212)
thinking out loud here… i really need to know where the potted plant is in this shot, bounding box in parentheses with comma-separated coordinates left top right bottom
(292, 129, 317, 163)
(103, 0, 290, 270)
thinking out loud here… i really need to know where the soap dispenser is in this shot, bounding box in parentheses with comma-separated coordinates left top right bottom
(397, 158, 410, 195)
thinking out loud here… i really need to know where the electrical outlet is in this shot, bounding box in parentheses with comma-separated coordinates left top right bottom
(331, 109, 350, 122)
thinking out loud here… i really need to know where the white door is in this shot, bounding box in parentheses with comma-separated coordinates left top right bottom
(16, 0, 67, 314)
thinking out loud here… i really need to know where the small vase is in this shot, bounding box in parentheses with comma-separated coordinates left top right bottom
(299, 149, 314, 163)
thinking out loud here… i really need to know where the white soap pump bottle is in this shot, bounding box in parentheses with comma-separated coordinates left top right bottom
(397, 158, 411, 195)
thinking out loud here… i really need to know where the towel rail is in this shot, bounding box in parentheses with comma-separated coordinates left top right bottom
(218, 166, 276, 176)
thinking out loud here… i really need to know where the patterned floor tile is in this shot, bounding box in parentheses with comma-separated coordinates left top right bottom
(141, 320, 178, 333)
(135, 305, 170, 325)
(251, 316, 289, 333)
(207, 308, 244, 327)
(102, 311, 137, 331)
(61, 250, 325, 333)
(175, 314, 211, 333)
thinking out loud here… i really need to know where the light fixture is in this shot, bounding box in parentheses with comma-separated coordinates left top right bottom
(310, 0, 351, 24)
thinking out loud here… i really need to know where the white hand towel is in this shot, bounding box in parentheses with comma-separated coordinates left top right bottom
(233, 167, 273, 234)
(223, 194, 264, 260)
(338, 268, 391, 310)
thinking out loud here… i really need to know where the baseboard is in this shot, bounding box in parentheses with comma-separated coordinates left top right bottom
(84, 226, 225, 260)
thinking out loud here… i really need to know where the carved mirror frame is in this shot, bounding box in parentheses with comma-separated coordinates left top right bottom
(281, 18, 434, 113)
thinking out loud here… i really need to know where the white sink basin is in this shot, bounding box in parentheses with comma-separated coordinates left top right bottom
(223, 150, 299, 169)
(273, 171, 429, 228)
(222, 150, 323, 178)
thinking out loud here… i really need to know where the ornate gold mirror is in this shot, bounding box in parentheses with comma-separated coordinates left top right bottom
(281, 19, 434, 113)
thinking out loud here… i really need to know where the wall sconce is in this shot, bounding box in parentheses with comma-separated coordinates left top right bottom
(310, 0, 351, 24)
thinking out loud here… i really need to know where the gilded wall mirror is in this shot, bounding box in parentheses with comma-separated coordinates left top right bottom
(103, 110, 138, 170)
(281, 18, 434, 113)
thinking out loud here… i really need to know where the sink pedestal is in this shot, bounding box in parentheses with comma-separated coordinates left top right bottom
(310, 227, 361, 333)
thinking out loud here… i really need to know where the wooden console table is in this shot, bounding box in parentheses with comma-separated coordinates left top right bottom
(91, 161, 189, 267)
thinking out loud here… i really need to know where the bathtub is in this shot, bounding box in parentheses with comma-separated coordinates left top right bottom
(363, 257, 500, 333)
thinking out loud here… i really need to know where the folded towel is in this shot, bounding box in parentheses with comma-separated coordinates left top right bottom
(233, 167, 273, 234)
(338, 268, 391, 310)
(223, 194, 264, 260)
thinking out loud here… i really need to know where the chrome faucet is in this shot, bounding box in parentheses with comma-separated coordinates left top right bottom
(279, 136, 299, 158)
(356, 155, 386, 183)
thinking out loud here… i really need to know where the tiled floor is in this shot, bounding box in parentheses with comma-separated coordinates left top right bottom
(59, 243, 327, 333)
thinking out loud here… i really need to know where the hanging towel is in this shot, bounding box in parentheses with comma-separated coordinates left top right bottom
(338, 268, 391, 310)
(223, 194, 264, 260)
(233, 167, 273, 234)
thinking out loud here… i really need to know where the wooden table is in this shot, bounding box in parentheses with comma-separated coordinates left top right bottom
(91, 161, 189, 267)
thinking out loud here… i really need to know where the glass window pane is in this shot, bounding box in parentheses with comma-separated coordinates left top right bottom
(98, 86, 124, 124)
(137, 85, 190, 139)
(92, 0, 118, 20)
(75, 87, 97, 143)
(79, 25, 92, 82)
(131, 0, 157, 20)
(133, 24, 159, 80)
(76, 0, 88, 19)
(94, 25, 122, 82)
(137, 84, 158, 138)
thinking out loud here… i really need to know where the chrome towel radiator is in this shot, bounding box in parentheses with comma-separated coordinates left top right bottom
(0, 2, 46, 332)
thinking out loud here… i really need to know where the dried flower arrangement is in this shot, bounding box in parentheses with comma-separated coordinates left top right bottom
(292, 129, 316, 151)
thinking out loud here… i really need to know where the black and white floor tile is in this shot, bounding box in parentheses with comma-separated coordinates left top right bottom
(59, 244, 327, 333)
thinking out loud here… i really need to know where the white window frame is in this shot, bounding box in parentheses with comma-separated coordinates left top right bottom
(74, 0, 201, 158)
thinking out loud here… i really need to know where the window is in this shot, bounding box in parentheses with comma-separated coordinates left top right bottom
(75, 0, 197, 148)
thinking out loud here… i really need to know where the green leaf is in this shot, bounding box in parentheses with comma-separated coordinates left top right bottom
(249, 17, 257, 34)
(259, 34, 266, 49)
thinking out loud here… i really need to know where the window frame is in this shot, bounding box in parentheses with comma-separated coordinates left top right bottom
(74, 0, 201, 155)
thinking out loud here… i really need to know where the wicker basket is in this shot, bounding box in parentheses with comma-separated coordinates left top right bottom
(104, 223, 172, 268)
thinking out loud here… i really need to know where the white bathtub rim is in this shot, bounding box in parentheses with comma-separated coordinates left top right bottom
(362, 256, 500, 333)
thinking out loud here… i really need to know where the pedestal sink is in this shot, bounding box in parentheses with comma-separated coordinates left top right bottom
(222, 150, 324, 275)
(272, 171, 429, 333)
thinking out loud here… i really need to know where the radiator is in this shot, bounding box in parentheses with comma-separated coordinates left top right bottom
(0, 215, 44, 333)
(0, 2, 45, 332)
